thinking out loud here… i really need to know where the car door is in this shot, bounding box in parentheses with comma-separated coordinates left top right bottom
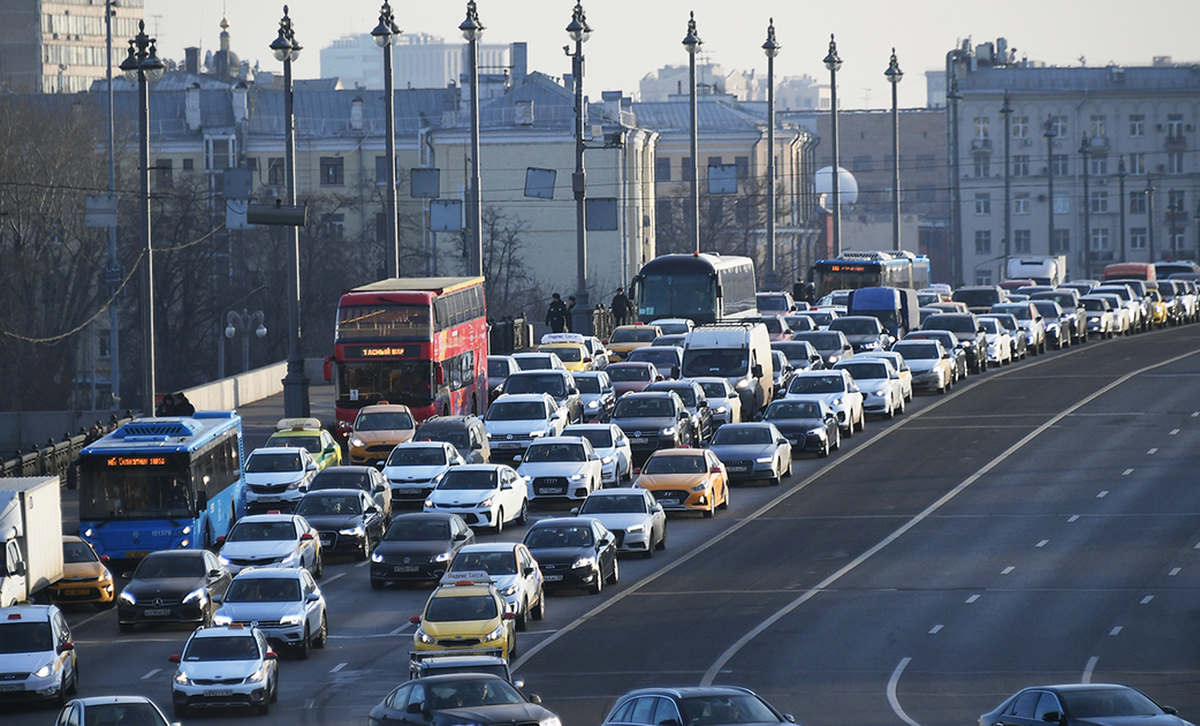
(499, 468, 525, 520)
(361, 492, 385, 541)
(51, 609, 75, 688)
(516, 544, 542, 605)
(203, 550, 232, 600)
(991, 690, 1042, 726)
(301, 570, 323, 633)
(593, 521, 616, 579)
(644, 490, 665, 541)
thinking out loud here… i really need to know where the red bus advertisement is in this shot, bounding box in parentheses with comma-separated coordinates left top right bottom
(328, 277, 488, 424)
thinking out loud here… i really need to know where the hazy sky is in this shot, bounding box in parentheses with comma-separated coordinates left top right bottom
(144, 0, 1198, 110)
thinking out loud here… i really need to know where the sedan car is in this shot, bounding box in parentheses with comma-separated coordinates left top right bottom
(517, 436, 604, 503)
(771, 340, 825, 373)
(645, 379, 714, 445)
(921, 313, 987, 373)
(792, 330, 855, 368)
(308, 465, 393, 521)
(853, 350, 913, 401)
(574, 370, 617, 422)
(1079, 294, 1117, 338)
(601, 686, 796, 726)
(635, 449, 730, 517)
(562, 422, 633, 486)
(117, 549, 231, 632)
(212, 566, 328, 658)
(833, 357, 905, 418)
(759, 398, 840, 457)
(782, 370, 865, 435)
(57, 698, 171, 726)
(978, 684, 1193, 726)
(295, 489, 387, 560)
(903, 330, 969, 381)
(829, 315, 893, 353)
(48, 535, 114, 609)
(607, 324, 663, 361)
(605, 362, 665, 397)
(510, 351, 566, 371)
(990, 302, 1048, 355)
(424, 464, 529, 534)
(521, 517, 619, 594)
(368, 674, 561, 726)
(979, 313, 1028, 360)
(446, 542, 545, 629)
(168, 624, 278, 717)
(370, 512, 475, 588)
(0, 604, 77, 705)
(216, 513, 323, 578)
(977, 315, 1014, 366)
(625, 346, 684, 380)
(242, 446, 319, 514)
(890, 340, 953, 394)
(706, 423, 792, 485)
(486, 355, 521, 402)
(574, 487, 667, 558)
(500, 370, 582, 425)
(382, 442, 466, 510)
(692, 377, 743, 427)
(610, 391, 695, 463)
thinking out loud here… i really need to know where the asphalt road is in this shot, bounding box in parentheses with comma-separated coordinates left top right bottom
(14, 325, 1200, 726)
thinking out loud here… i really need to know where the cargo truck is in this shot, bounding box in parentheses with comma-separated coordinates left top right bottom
(0, 477, 65, 607)
(1006, 256, 1068, 287)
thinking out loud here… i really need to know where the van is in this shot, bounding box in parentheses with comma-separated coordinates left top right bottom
(1102, 262, 1156, 282)
(680, 322, 774, 417)
(847, 287, 920, 338)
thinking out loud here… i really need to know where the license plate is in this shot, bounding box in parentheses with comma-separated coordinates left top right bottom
(498, 442, 519, 449)
(0, 684, 23, 693)
(393, 566, 419, 573)
(125, 551, 149, 558)
(397, 488, 423, 494)
(727, 466, 748, 473)
(629, 438, 649, 445)
(144, 608, 171, 617)
(544, 575, 563, 582)
(320, 536, 333, 545)
(660, 499, 679, 506)
(206, 690, 234, 697)
(258, 496, 279, 502)
(537, 488, 559, 495)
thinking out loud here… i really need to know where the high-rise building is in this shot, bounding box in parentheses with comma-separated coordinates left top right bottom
(320, 32, 510, 91)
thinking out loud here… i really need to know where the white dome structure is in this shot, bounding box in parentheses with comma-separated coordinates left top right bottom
(814, 166, 859, 210)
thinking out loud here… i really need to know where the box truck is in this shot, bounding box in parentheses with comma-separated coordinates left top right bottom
(1006, 256, 1068, 287)
(0, 477, 65, 607)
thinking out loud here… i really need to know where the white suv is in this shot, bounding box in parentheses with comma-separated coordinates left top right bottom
(243, 447, 319, 513)
(169, 624, 278, 718)
(517, 437, 604, 502)
(483, 393, 566, 459)
(212, 567, 328, 659)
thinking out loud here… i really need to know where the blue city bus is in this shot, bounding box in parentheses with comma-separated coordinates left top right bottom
(76, 411, 245, 558)
(810, 250, 931, 300)
(632, 252, 757, 325)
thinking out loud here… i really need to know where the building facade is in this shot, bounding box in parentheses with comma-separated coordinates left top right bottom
(319, 32, 512, 92)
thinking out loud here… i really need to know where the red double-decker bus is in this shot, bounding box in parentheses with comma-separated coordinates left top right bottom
(328, 277, 488, 424)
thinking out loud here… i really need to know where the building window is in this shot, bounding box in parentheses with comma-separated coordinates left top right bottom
(1129, 115, 1145, 137)
(915, 154, 936, 171)
(974, 194, 991, 215)
(375, 156, 391, 185)
(1014, 194, 1030, 215)
(182, 158, 194, 171)
(375, 212, 386, 243)
(655, 157, 671, 182)
(246, 157, 258, 172)
(1130, 191, 1147, 214)
(1091, 191, 1108, 213)
(1012, 116, 1029, 139)
(1049, 115, 1068, 138)
(975, 270, 993, 286)
(320, 157, 344, 185)
(267, 158, 285, 186)
(707, 156, 723, 177)
(320, 213, 345, 240)
(1051, 155, 1069, 177)
(154, 158, 173, 188)
(1089, 157, 1107, 176)
(1168, 190, 1186, 218)
(973, 156, 991, 178)
(1013, 229, 1032, 253)
(734, 156, 750, 181)
(973, 117, 990, 139)
(1129, 154, 1145, 175)
(1168, 151, 1184, 174)
(915, 185, 936, 203)
(1172, 233, 1188, 252)
(1012, 155, 1030, 177)
(1129, 228, 1147, 249)
(852, 155, 873, 173)
(1090, 115, 1107, 138)
(656, 199, 674, 225)
(707, 198, 724, 228)
(1053, 193, 1070, 215)
(205, 137, 236, 171)
(1167, 114, 1184, 138)
(1091, 227, 1110, 251)
(974, 230, 992, 254)
(683, 156, 694, 183)
(1051, 229, 1070, 253)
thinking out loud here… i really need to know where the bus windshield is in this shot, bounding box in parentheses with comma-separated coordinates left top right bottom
(638, 274, 714, 319)
(336, 304, 431, 340)
(79, 463, 194, 520)
(336, 360, 433, 409)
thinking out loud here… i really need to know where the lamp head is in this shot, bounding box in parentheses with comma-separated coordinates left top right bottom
(1000, 90, 1012, 115)
(823, 34, 842, 72)
(224, 324, 236, 339)
(270, 6, 301, 62)
(255, 324, 268, 339)
(143, 42, 165, 82)
(372, 1, 401, 47)
(460, 0, 484, 42)
(885, 48, 902, 84)
(682, 11, 701, 55)
(566, 2, 591, 44)
(120, 41, 139, 83)
(762, 19, 780, 59)
(1078, 134, 1090, 155)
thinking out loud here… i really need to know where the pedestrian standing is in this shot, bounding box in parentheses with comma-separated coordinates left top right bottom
(545, 293, 569, 333)
(565, 296, 577, 332)
(611, 287, 629, 327)
(175, 392, 195, 416)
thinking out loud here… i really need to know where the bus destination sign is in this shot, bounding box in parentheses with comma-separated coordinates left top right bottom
(107, 456, 167, 467)
(829, 264, 872, 273)
(345, 345, 413, 358)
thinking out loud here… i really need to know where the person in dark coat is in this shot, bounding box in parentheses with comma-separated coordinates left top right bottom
(564, 296, 577, 332)
(175, 392, 195, 416)
(611, 288, 629, 327)
(156, 393, 176, 417)
(545, 293, 570, 333)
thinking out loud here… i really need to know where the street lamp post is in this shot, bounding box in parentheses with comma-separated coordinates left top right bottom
(372, 2, 402, 278)
(947, 79, 962, 286)
(824, 35, 843, 258)
(566, 2, 593, 334)
(885, 48, 902, 252)
(683, 12, 702, 253)
(1117, 156, 1128, 263)
(1044, 117, 1056, 261)
(762, 19, 780, 290)
(223, 310, 267, 375)
(270, 5, 310, 418)
(1000, 91, 1013, 277)
(119, 21, 164, 413)
(1145, 177, 1156, 263)
(1079, 134, 1092, 278)
(460, 1, 484, 277)
(105, 0, 121, 409)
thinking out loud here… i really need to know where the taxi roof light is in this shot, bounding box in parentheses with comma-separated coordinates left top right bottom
(7, 613, 21, 619)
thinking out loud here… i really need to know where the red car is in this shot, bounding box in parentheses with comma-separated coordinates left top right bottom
(605, 362, 664, 398)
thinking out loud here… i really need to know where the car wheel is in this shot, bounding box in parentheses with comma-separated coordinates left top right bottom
(516, 599, 529, 631)
(785, 456, 793, 477)
(493, 508, 504, 535)
(370, 578, 384, 590)
(856, 410, 865, 433)
(270, 672, 279, 702)
(884, 402, 895, 419)
(508, 632, 518, 659)
(590, 567, 603, 594)
(298, 626, 310, 660)
(258, 699, 270, 716)
(656, 527, 667, 551)
(831, 427, 841, 451)
(819, 438, 830, 457)
(355, 533, 370, 562)
(314, 612, 328, 648)
(66, 659, 78, 696)
(118, 622, 133, 633)
(643, 539, 655, 559)
(897, 397, 905, 415)
(606, 557, 620, 584)
(516, 499, 528, 526)
(533, 593, 546, 620)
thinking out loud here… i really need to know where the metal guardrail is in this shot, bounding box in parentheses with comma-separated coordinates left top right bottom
(488, 315, 533, 355)
(0, 414, 136, 486)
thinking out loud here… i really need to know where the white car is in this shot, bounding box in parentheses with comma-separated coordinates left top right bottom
(852, 351, 913, 402)
(648, 318, 695, 336)
(0, 604, 77, 705)
(211, 566, 328, 659)
(423, 464, 529, 534)
(1091, 293, 1131, 335)
(692, 376, 743, 427)
(783, 370, 865, 435)
(445, 542, 546, 630)
(891, 340, 954, 394)
(217, 513, 323, 578)
(562, 423, 632, 486)
(1079, 295, 1117, 338)
(573, 487, 666, 558)
(833, 358, 905, 418)
(484, 393, 567, 459)
(382, 441, 466, 508)
(977, 317, 1014, 366)
(243, 447, 319, 513)
(169, 624, 279, 717)
(517, 436, 604, 503)
(511, 351, 567, 371)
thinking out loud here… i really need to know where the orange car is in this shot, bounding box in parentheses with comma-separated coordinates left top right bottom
(634, 448, 729, 517)
(48, 535, 114, 609)
(349, 402, 416, 468)
(605, 325, 662, 362)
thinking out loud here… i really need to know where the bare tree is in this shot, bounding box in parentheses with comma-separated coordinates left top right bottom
(476, 206, 540, 320)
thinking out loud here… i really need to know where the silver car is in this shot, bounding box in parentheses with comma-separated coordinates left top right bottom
(574, 487, 666, 558)
(212, 567, 328, 659)
(445, 542, 546, 630)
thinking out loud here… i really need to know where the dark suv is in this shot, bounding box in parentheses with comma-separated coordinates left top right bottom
(413, 415, 491, 463)
(500, 370, 583, 424)
(645, 379, 714, 445)
(610, 391, 694, 463)
(828, 316, 892, 353)
(921, 313, 987, 373)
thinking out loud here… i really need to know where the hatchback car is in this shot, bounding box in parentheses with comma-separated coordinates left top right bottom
(771, 340, 825, 372)
(706, 423, 793, 485)
(216, 513, 323, 578)
(212, 566, 328, 658)
(265, 417, 342, 470)
(168, 624, 278, 717)
(117, 549, 231, 632)
(1079, 295, 1117, 338)
(574, 487, 666, 558)
(978, 684, 1192, 726)
(518, 436, 604, 503)
(978, 313, 1029, 360)
(349, 403, 418, 468)
(829, 315, 893, 353)
(57, 697, 171, 726)
(521, 517, 619, 594)
(562, 422, 633, 486)
(48, 535, 114, 609)
(368, 674, 560, 726)
(307, 465, 392, 521)
(783, 370, 865, 435)
(921, 313, 987, 373)
(0, 604, 77, 705)
(446, 543, 545, 629)
(990, 302, 1048, 355)
(370, 512, 475, 588)
(295, 488, 387, 560)
(635, 449, 730, 517)
(853, 350, 914, 401)
(242, 446, 319, 513)
(411, 577, 517, 659)
(903, 330, 969, 381)
(759, 398, 840, 457)
(792, 330, 855, 368)
(383, 442, 466, 510)
(645, 379, 714, 445)
(976, 316, 1014, 366)
(424, 464, 529, 534)
(601, 685, 796, 726)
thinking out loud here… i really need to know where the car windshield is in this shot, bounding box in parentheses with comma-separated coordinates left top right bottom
(0, 622, 53, 653)
(354, 411, 415, 431)
(385, 519, 450, 542)
(799, 311, 834, 326)
(1032, 301, 1061, 318)
(524, 525, 594, 548)
(614, 398, 673, 418)
(611, 328, 658, 343)
(226, 521, 295, 543)
(64, 540, 98, 563)
(979, 319, 1001, 334)
(754, 318, 783, 334)
(830, 318, 878, 335)
(418, 428, 471, 449)
(568, 429, 613, 448)
(788, 375, 845, 394)
(608, 366, 652, 382)
(182, 635, 260, 662)
(697, 381, 728, 398)
(681, 349, 747, 378)
(651, 386, 695, 406)
(388, 447, 447, 466)
(1082, 298, 1108, 312)
(425, 594, 498, 622)
(924, 316, 976, 333)
(653, 322, 690, 335)
(82, 703, 167, 726)
(487, 359, 512, 378)
(425, 678, 524, 709)
(268, 434, 322, 454)
(772, 342, 813, 363)
(838, 363, 887, 380)
(995, 305, 1032, 320)
(438, 470, 497, 491)
(485, 401, 547, 421)
(575, 377, 602, 394)
(783, 317, 815, 332)
(756, 295, 790, 311)
(297, 494, 362, 517)
(579, 495, 647, 514)
(893, 343, 939, 360)
(794, 332, 844, 351)
(1060, 688, 1164, 718)
(450, 550, 517, 575)
(133, 553, 205, 579)
(952, 289, 999, 306)
(545, 347, 582, 362)
(311, 470, 372, 491)
(679, 694, 779, 725)
(641, 454, 707, 474)
(765, 401, 822, 419)
(246, 452, 302, 473)
(503, 374, 567, 397)
(524, 443, 586, 462)
(627, 349, 680, 369)
(712, 426, 774, 445)
(224, 577, 301, 602)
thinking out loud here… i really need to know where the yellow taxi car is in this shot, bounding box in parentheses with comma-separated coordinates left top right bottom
(634, 448, 729, 517)
(1145, 289, 1169, 328)
(538, 333, 595, 372)
(48, 535, 114, 609)
(605, 324, 663, 362)
(266, 417, 343, 470)
(410, 571, 517, 659)
(349, 403, 416, 468)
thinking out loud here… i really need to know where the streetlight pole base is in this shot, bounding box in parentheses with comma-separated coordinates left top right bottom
(572, 290, 593, 336)
(283, 357, 310, 418)
(762, 270, 781, 293)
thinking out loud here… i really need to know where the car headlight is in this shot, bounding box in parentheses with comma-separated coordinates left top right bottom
(280, 552, 300, 566)
(174, 671, 191, 685)
(218, 555, 231, 566)
(601, 455, 614, 465)
(339, 525, 365, 536)
(570, 473, 585, 481)
(498, 584, 518, 596)
(735, 378, 752, 389)
(433, 551, 452, 563)
(660, 426, 677, 436)
(371, 552, 384, 563)
(715, 405, 728, 414)
(482, 625, 505, 643)
(119, 590, 136, 605)
(350, 437, 366, 448)
(689, 482, 710, 492)
(182, 587, 207, 604)
(279, 614, 304, 627)
(625, 524, 644, 533)
(479, 496, 495, 508)
(873, 388, 887, 397)
(542, 717, 563, 726)
(572, 556, 596, 569)
(285, 478, 306, 490)
(529, 430, 547, 438)
(755, 456, 774, 463)
(213, 614, 232, 626)
(807, 427, 825, 437)
(832, 397, 843, 406)
(826, 355, 840, 364)
(586, 400, 599, 409)
(247, 669, 265, 683)
(415, 628, 435, 644)
(33, 663, 53, 679)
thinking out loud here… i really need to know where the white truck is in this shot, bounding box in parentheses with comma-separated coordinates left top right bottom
(681, 322, 774, 418)
(1007, 256, 1068, 287)
(0, 477, 64, 607)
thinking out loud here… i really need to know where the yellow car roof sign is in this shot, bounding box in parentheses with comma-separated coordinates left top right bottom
(276, 417, 323, 431)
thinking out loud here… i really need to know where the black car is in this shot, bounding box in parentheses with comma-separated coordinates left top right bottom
(308, 465, 392, 521)
(759, 398, 840, 457)
(771, 340, 824, 372)
(500, 370, 583, 425)
(978, 684, 1193, 726)
(370, 513, 475, 588)
(295, 489, 388, 560)
(601, 685, 795, 726)
(645, 380, 713, 445)
(610, 391, 694, 463)
(521, 517, 618, 594)
(117, 550, 231, 632)
(625, 346, 684, 380)
(368, 674, 559, 726)
(828, 315, 893, 353)
(792, 330, 855, 368)
(921, 312, 987, 373)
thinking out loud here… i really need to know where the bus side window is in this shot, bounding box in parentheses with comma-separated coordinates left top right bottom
(461, 352, 474, 386)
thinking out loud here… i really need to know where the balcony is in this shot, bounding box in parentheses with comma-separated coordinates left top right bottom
(971, 138, 993, 154)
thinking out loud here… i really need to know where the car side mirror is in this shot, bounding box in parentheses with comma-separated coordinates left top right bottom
(410, 615, 421, 624)
(1040, 713, 1063, 724)
(324, 444, 336, 454)
(550, 412, 562, 420)
(301, 533, 314, 541)
(570, 507, 580, 515)
(207, 569, 223, 580)
(513, 454, 523, 463)
(306, 463, 318, 472)
(752, 364, 764, 378)
(569, 387, 579, 395)
(306, 592, 321, 602)
(169, 654, 181, 663)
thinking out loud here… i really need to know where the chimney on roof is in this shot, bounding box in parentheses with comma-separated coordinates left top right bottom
(511, 42, 527, 81)
(232, 82, 248, 125)
(185, 47, 200, 75)
(350, 96, 364, 131)
(186, 82, 201, 131)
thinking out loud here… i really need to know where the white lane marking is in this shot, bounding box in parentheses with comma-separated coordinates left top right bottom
(71, 610, 111, 630)
(1068, 515, 1080, 523)
(387, 623, 413, 637)
(1148, 448, 1159, 455)
(1002, 566, 1016, 575)
(1123, 469, 1134, 476)
(356, 561, 370, 568)
(330, 663, 347, 673)
(1083, 656, 1098, 683)
(322, 572, 347, 585)
(888, 658, 923, 726)
(928, 624, 943, 634)
(1037, 540, 1049, 548)
(141, 669, 160, 680)
(965, 594, 980, 604)
(1170, 568, 1182, 576)
(1170, 429, 1180, 436)
(1194, 541, 1200, 550)
(1110, 626, 1123, 636)
(1141, 596, 1154, 605)
(1193, 412, 1200, 418)
(1097, 491, 1108, 498)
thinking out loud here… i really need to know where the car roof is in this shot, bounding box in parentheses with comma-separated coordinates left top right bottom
(527, 436, 587, 446)
(645, 448, 706, 458)
(250, 446, 307, 455)
(229, 566, 306, 580)
(0, 604, 57, 621)
(411, 672, 509, 685)
(314, 465, 378, 474)
(392, 512, 465, 523)
(617, 685, 758, 699)
(492, 393, 554, 402)
(237, 513, 299, 524)
(417, 416, 483, 429)
(302, 488, 365, 498)
(456, 542, 521, 554)
(356, 403, 414, 413)
(586, 487, 646, 497)
(528, 516, 598, 528)
(188, 624, 260, 639)
(69, 696, 165, 707)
